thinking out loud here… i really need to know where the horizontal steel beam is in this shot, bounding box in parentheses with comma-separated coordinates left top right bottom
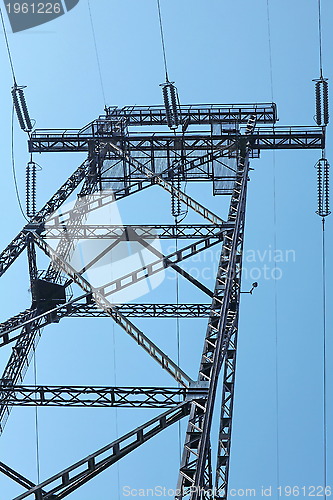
(29, 127, 324, 153)
(112, 303, 211, 318)
(0, 385, 208, 408)
(41, 224, 231, 239)
(0, 302, 211, 349)
(29, 133, 236, 152)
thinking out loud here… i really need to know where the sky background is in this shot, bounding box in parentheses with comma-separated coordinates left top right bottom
(0, 0, 332, 499)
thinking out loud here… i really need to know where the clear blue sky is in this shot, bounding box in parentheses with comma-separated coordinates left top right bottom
(0, 1, 332, 499)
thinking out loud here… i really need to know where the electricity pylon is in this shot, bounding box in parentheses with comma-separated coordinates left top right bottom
(0, 102, 324, 499)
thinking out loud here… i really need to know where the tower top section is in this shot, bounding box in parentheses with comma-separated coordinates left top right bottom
(104, 102, 278, 127)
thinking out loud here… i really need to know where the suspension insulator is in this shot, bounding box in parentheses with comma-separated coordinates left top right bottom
(323, 80, 329, 125)
(161, 82, 179, 130)
(324, 160, 330, 215)
(11, 89, 26, 130)
(176, 176, 181, 216)
(171, 172, 181, 218)
(17, 88, 32, 131)
(26, 161, 37, 218)
(317, 161, 322, 214)
(162, 85, 173, 129)
(314, 78, 329, 126)
(315, 158, 330, 217)
(169, 84, 179, 127)
(11, 85, 33, 132)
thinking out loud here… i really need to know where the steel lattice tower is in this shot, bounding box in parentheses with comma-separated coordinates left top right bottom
(0, 102, 325, 500)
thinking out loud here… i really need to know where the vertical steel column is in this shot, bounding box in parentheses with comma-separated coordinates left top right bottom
(213, 119, 256, 500)
(214, 317, 239, 499)
(176, 116, 254, 499)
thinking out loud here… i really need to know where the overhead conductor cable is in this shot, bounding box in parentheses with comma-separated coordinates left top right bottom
(314, 2, 330, 500)
(0, 8, 33, 133)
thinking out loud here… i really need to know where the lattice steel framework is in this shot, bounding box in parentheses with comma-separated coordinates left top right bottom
(0, 102, 324, 500)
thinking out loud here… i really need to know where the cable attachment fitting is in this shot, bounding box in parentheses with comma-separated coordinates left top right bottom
(161, 81, 180, 130)
(11, 84, 33, 132)
(315, 158, 330, 218)
(26, 160, 41, 218)
(313, 77, 329, 126)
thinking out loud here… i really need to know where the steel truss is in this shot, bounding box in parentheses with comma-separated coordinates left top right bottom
(0, 385, 208, 408)
(175, 118, 252, 499)
(0, 102, 324, 500)
(29, 127, 324, 155)
(41, 224, 231, 239)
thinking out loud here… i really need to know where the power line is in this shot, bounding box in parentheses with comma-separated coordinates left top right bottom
(266, 3, 280, 498)
(315, 160, 329, 498)
(315, 0, 329, 494)
(266, 0, 274, 101)
(0, 8, 17, 84)
(33, 346, 41, 484)
(2, 9, 35, 221)
(87, 0, 107, 106)
(156, 0, 169, 82)
(112, 324, 121, 500)
(321, 218, 327, 495)
(110, 246, 120, 500)
(318, 0, 323, 77)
